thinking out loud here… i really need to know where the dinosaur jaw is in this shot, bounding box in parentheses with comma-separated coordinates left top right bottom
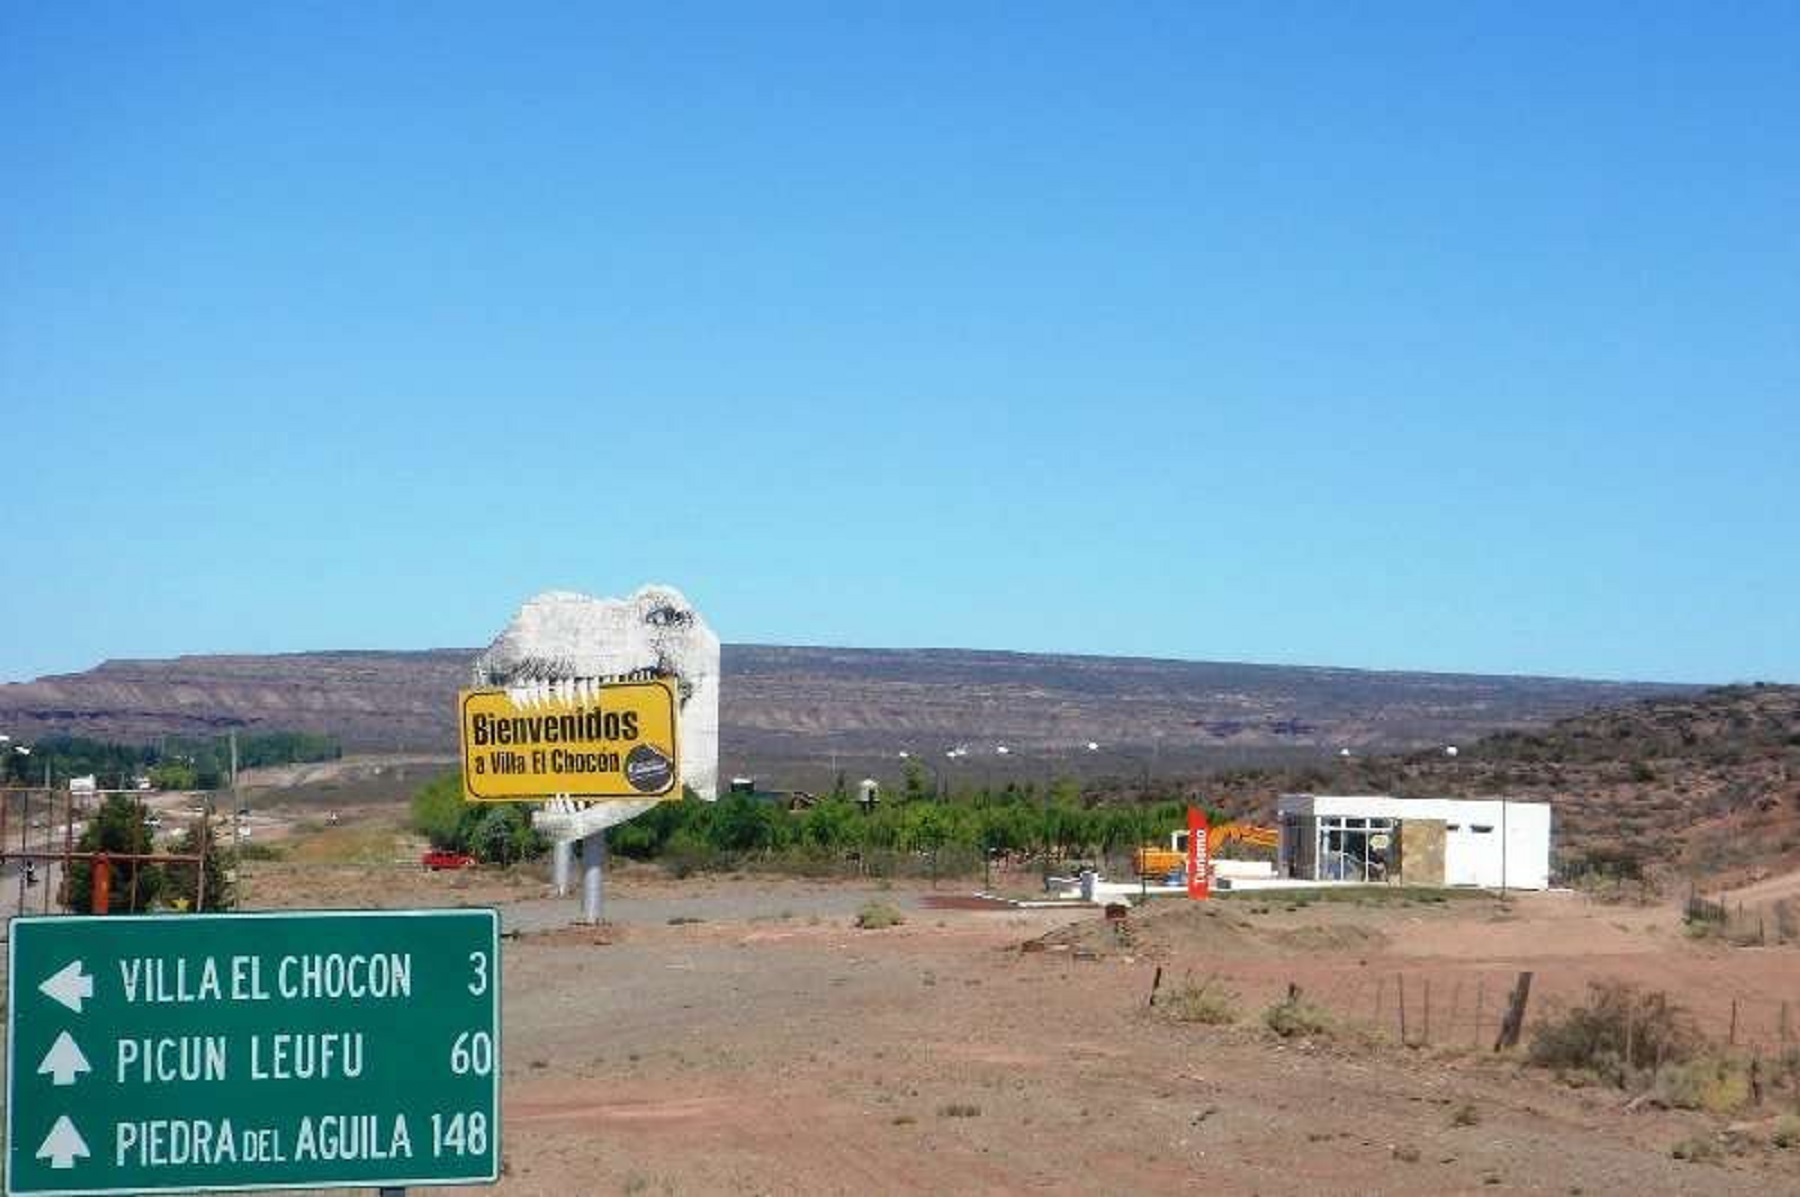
(470, 587, 721, 843)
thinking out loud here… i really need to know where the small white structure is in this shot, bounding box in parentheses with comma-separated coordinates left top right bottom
(1276, 794, 1552, 891)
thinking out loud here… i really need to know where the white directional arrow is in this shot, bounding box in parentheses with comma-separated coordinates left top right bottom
(36, 1116, 89, 1169)
(39, 960, 94, 1014)
(37, 1031, 91, 1086)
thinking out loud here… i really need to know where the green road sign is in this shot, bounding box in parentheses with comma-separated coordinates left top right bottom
(5, 909, 500, 1196)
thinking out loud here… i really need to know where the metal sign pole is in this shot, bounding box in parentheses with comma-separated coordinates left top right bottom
(552, 840, 572, 896)
(581, 828, 606, 924)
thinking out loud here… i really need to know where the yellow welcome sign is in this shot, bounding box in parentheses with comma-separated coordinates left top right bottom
(457, 677, 680, 801)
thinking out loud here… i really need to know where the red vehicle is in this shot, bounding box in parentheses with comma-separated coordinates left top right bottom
(421, 849, 477, 871)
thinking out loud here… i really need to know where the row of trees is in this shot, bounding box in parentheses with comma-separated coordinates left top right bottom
(606, 788, 1207, 863)
(0, 732, 341, 789)
(407, 762, 1212, 868)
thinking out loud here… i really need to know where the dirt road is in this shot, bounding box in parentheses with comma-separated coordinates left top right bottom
(7, 862, 1796, 1194)
(234, 863, 1800, 1195)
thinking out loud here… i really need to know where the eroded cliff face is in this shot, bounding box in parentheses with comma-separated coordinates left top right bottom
(0, 644, 1694, 778)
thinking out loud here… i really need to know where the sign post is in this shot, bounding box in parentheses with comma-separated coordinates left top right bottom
(6, 909, 499, 1196)
(1186, 807, 1210, 900)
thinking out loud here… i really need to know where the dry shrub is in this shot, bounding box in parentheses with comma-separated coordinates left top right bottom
(1773, 898, 1800, 944)
(1655, 1056, 1752, 1114)
(1670, 1133, 1721, 1163)
(1166, 976, 1239, 1025)
(1263, 988, 1333, 1039)
(1527, 981, 1702, 1086)
(1772, 1114, 1800, 1149)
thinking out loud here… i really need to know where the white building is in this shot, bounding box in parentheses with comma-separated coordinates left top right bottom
(1275, 794, 1553, 891)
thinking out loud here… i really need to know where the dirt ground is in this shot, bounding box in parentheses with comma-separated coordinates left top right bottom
(220, 859, 1800, 1195)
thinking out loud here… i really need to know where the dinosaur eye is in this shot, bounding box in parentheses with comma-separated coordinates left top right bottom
(644, 605, 692, 628)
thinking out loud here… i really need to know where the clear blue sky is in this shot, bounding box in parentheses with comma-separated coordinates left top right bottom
(2, 2, 1795, 686)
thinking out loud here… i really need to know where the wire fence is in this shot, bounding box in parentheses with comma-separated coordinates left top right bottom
(1156, 963, 1800, 1061)
(1685, 885, 1800, 947)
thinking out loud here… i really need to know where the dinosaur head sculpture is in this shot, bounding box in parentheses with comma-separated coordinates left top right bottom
(471, 586, 720, 840)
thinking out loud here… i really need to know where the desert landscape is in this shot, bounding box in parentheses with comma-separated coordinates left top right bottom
(15, 828, 1771, 1196)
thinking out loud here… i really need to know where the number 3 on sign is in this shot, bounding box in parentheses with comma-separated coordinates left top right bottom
(468, 950, 489, 996)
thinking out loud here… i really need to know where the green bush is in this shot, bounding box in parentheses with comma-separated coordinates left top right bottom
(855, 900, 905, 930)
(408, 771, 545, 863)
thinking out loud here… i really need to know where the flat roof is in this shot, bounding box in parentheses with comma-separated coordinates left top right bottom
(1276, 793, 1551, 817)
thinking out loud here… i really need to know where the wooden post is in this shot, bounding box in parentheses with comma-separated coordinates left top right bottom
(1397, 973, 1408, 1046)
(1423, 979, 1432, 1045)
(62, 791, 75, 913)
(1729, 998, 1739, 1047)
(196, 808, 208, 913)
(1494, 971, 1533, 1052)
(1147, 965, 1163, 1008)
(15, 786, 27, 916)
(92, 853, 111, 915)
(1781, 1000, 1791, 1046)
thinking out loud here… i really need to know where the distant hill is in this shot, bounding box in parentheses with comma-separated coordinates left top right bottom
(0, 645, 1696, 787)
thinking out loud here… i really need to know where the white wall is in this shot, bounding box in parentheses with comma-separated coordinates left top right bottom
(1277, 794, 1553, 890)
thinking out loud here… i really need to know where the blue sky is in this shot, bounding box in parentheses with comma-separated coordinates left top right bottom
(2, 2, 1795, 685)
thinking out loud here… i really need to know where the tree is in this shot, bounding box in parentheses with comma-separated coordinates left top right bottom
(471, 802, 545, 863)
(901, 760, 935, 803)
(148, 760, 198, 791)
(712, 794, 786, 853)
(410, 771, 468, 849)
(164, 819, 232, 911)
(66, 794, 163, 913)
(800, 798, 861, 849)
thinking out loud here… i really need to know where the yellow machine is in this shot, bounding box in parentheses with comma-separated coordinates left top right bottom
(1133, 823, 1279, 877)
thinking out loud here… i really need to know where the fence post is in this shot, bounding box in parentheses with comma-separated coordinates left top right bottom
(1494, 971, 1533, 1052)
(1729, 998, 1739, 1047)
(1397, 973, 1408, 1046)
